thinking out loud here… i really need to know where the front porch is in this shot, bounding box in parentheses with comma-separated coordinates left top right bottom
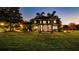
(32, 24, 59, 33)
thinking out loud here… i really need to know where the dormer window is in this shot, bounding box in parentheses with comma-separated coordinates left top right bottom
(54, 20, 56, 23)
(43, 21, 46, 24)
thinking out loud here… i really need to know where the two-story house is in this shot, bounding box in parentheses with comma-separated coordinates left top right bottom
(30, 11, 61, 33)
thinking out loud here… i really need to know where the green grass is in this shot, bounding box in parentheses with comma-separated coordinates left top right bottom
(0, 31, 79, 51)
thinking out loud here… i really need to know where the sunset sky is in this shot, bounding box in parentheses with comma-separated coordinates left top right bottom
(20, 7, 79, 25)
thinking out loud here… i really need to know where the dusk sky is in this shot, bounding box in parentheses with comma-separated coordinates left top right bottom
(20, 7, 79, 25)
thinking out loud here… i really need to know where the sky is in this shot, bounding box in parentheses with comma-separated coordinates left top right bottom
(20, 7, 79, 25)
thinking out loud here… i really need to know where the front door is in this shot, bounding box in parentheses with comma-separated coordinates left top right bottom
(48, 25, 52, 31)
(40, 25, 52, 32)
(43, 25, 48, 32)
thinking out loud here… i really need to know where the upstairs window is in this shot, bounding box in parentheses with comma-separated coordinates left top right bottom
(13, 11, 15, 13)
(48, 21, 50, 24)
(40, 21, 42, 24)
(54, 20, 56, 23)
(43, 21, 46, 24)
(34, 20, 37, 23)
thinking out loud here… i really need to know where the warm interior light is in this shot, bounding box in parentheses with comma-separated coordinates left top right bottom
(34, 26, 38, 29)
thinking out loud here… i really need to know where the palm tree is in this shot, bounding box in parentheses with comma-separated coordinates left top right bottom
(47, 11, 56, 18)
(36, 12, 40, 16)
(47, 11, 56, 33)
(36, 12, 40, 18)
(52, 11, 56, 17)
(41, 12, 45, 16)
(47, 13, 51, 17)
(36, 12, 45, 18)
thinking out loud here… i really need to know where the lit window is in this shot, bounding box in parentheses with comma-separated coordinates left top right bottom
(40, 21, 42, 24)
(54, 20, 56, 23)
(34, 21, 37, 23)
(48, 25, 51, 31)
(48, 21, 50, 24)
(53, 26, 58, 30)
(43, 21, 46, 24)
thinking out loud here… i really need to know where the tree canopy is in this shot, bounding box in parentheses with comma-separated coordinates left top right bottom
(0, 7, 23, 23)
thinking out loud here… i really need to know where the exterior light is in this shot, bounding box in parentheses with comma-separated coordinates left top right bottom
(0, 23, 5, 26)
(20, 24, 23, 29)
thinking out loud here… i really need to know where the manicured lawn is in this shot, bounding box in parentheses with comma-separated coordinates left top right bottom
(0, 31, 79, 51)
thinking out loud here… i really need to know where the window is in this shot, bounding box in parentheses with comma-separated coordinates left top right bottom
(43, 21, 46, 24)
(34, 26, 38, 29)
(40, 21, 42, 24)
(48, 21, 50, 24)
(53, 26, 58, 30)
(34, 20, 37, 23)
(48, 25, 51, 31)
(54, 20, 56, 23)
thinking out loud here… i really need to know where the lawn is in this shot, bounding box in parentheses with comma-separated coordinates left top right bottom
(0, 31, 79, 51)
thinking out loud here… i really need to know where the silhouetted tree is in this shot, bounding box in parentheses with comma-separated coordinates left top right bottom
(68, 22, 76, 31)
(0, 7, 23, 31)
(47, 11, 56, 17)
(52, 11, 56, 17)
(36, 12, 45, 18)
(63, 25, 69, 30)
(76, 24, 79, 30)
(47, 13, 51, 17)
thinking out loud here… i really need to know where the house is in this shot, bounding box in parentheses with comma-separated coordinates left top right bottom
(30, 11, 61, 33)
